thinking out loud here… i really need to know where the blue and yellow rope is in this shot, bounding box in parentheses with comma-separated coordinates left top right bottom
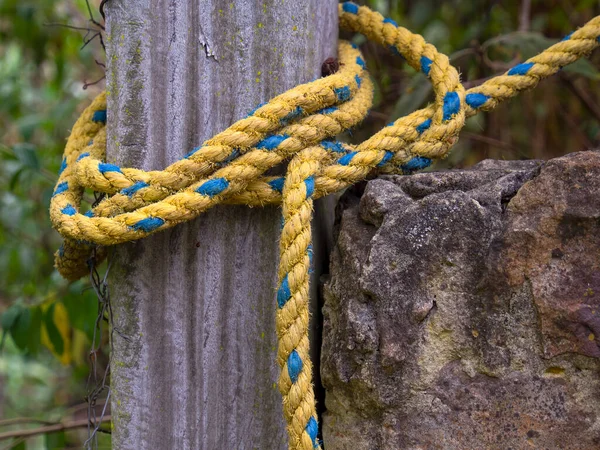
(50, 3, 600, 449)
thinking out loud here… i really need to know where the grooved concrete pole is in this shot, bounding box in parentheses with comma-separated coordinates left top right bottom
(104, 1, 337, 448)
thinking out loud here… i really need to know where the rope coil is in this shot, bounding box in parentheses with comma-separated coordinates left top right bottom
(50, 3, 600, 449)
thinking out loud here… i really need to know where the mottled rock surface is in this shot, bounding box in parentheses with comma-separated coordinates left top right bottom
(321, 151, 600, 450)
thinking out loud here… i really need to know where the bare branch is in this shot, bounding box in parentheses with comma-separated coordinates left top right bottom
(83, 75, 107, 90)
(43, 22, 96, 32)
(81, 31, 101, 50)
(85, 0, 105, 31)
(462, 131, 521, 155)
(0, 416, 111, 441)
(0, 418, 54, 428)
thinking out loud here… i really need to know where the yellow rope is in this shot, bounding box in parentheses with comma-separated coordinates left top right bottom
(50, 3, 600, 448)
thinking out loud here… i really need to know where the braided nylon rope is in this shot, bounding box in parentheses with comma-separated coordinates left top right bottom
(50, 3, 600, 448)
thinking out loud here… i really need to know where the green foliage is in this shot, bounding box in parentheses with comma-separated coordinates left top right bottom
(0, 0, 108, 446)
(0, 0, 104, 343)
(45, 431, 67, 450)
(0, 0, 598, 447)
(349, 0, 600, 166)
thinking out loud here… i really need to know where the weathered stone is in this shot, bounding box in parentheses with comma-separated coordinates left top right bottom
(322, 151, 600, 449)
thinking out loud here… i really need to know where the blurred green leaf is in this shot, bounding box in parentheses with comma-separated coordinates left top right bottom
(9, 167, 27, 190)
(1, 303, 23, 331)
(44, 302, 65, 356)
(45, 430, 66, 450)
(8, 304, 42, 354)
(28, 305, 43, 355)
(564, 58, 600, 80)
(62, 283, 99, 341)
(392, 73, 431, 118)
(11, 440, 26, 450)
(16, 115, 44, 141)
(8, 305, 31, 351)
(13, 143, 40, 170)
(483, 31, 556, 63)
(1, 303, 24, 350)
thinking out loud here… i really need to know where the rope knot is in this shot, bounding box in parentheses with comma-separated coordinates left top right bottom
(49, 3, 600, 449)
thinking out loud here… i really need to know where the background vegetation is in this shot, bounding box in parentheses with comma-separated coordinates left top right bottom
(0, 0, 598, 448)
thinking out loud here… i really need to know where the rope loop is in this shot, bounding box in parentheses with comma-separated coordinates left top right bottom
(50, 3, 600, 449)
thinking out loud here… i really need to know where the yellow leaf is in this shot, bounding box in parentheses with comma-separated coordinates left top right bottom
(40, 300, 72, 365)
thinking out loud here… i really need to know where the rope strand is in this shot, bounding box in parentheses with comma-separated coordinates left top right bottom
(50, 3, 600, 449)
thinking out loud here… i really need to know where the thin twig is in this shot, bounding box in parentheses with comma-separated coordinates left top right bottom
(0, 416, 111, 441)
(450, 47, 478, 62)
(62, 400, 107, 421)
(85, 0, 105, 31)
(84, 75, 107, 90)
(81, 31, 102, 50)
(560, 73, 600, 124)
(462, 131, 521, 154)
(518, 0, 532, 32)
(44, 23, 97, 32)
(85, 248, 114, 450)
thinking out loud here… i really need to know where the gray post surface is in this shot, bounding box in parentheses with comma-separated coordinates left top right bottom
(104, 1, 337, 448)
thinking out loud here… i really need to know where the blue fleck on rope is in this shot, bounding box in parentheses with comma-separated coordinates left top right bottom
(98, 162, 122, 174)
(342, 1, 358, 14)
(420, 56, 433, 76)
(401, 156, 432, 172)
(465, 93, 489, 108)
(508, 62, 534, 76)
(320, 140, 345, 153)
(334, 86, 351, 101)
(306, 417, 319, 448)
(53, 181, 69, 197)
(58, 158, 67, 176)
(416, 118, 432, 134)
(442, 92, 460, 122)
(92, 110, 107, 123)
(318, 106, 338, 115)
(337, 151, 358, 166)
(185, 146, 202, 158)
(131, 217, 165, 232)
(277, 274, 291, 308)
(287, 350, 303, 383)
(268, 177, 285, 193)
(281, 106, 304, 124)
(256, 134, 289, 150)
(121, 181, 149, 197)
(377, 151, 394, 167)
(304, 176, 315, 197)
(61, 205, 77, 216)
(196, 178, 229, 197)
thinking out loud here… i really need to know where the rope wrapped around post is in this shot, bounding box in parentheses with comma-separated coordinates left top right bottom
(50, 3, 600, 449)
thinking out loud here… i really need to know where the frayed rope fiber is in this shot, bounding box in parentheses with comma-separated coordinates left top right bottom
(50, 3, 600, 449)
